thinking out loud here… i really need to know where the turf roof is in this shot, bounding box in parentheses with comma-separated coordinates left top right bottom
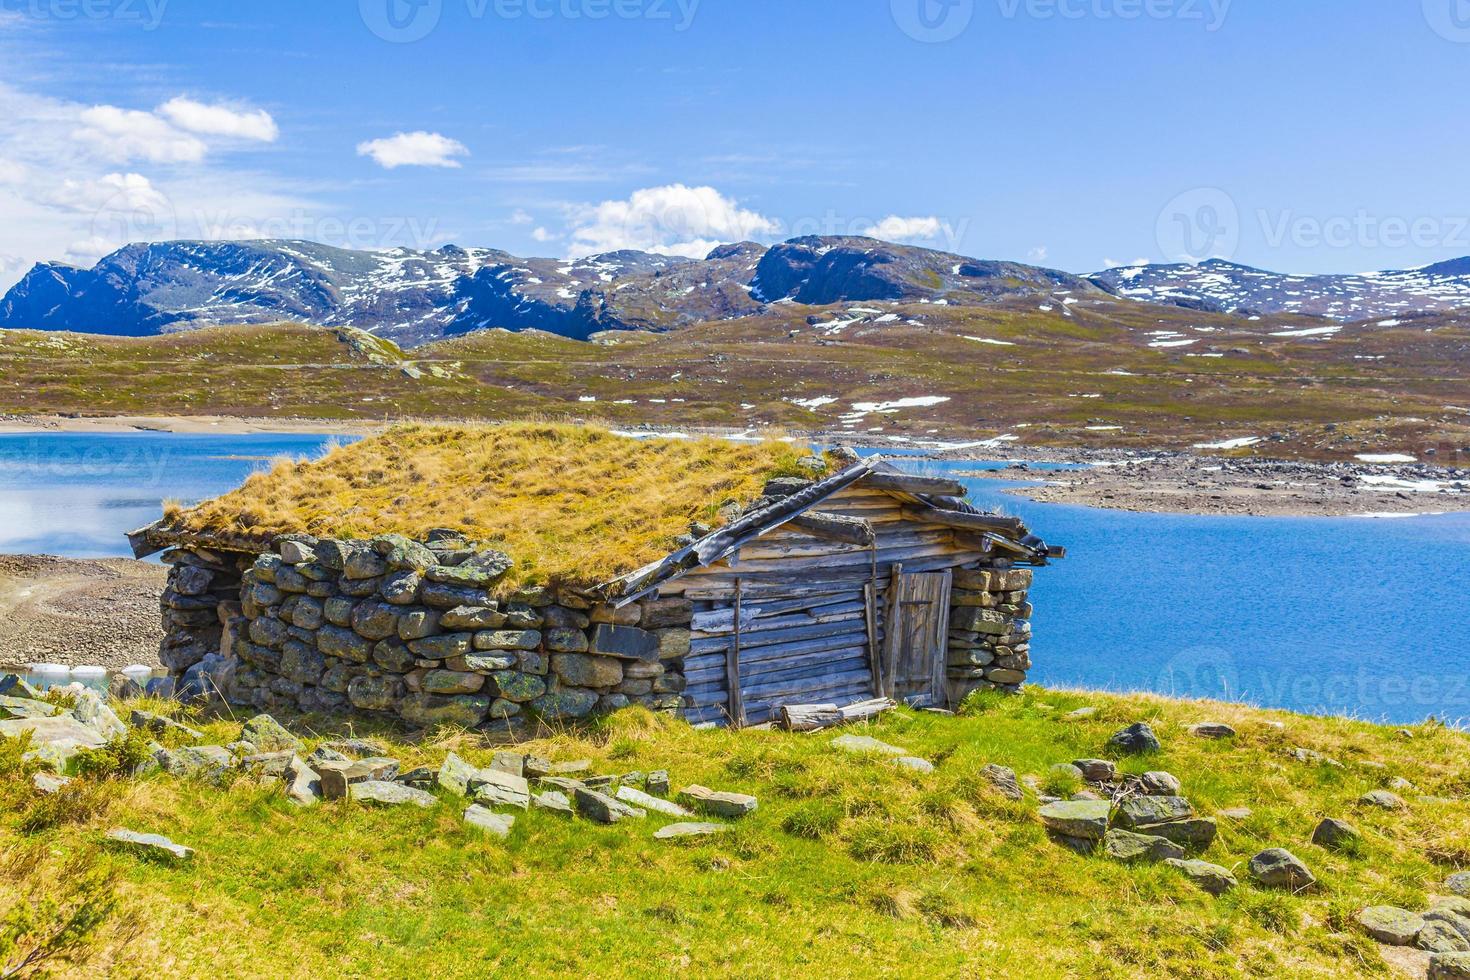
(161, 422, 822, 589)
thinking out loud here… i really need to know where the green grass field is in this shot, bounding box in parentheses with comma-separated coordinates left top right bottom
(3, 687, 1467, 977)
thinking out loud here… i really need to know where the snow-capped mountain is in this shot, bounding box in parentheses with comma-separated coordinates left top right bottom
(0, 237, 1097, 347)
(1089, 257, 1470, 322)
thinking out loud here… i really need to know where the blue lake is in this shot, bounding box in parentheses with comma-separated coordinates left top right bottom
(3, 433, 1468, 725)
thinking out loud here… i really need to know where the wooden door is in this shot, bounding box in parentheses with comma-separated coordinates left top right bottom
(883, 570, 952, 705)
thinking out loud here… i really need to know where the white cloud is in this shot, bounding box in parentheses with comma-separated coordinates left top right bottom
(863, 215, 943, 242)
(1027, 245, 1049, 262)
(356, 131, 468, 169)
(1103, 256, 1151, 269)
(76, 105, 208, 164)
(159, 97, 278, 142)
(566, 183, 778, 258)
(531, 226, 556, 243)
(510, 208, 533, 225)
(34, 171, 168, 214)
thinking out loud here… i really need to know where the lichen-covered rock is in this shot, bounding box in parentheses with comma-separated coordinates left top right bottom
(486, 671, 546, 703)
(400, 693, 489, 729)
(529, 689, 599, 721)
(422, 670, 485, 695)
(350, 780, 437, 807)
(1140, 771, 1182, 795)
(1134, 818, 1217, 849)
(1108, 722, 1162, 754)
(1312, 818, 1361, 849)
(373, 534, 438, 573)
(1249, 848, 1316, 890)
(350, 601, 401, 641)
(551, 653, 623, 688)
(1103, 829, 1186, 863)
(544, 627, 589, 653)
(676, 785, 758, 818)
(343, 550, 388, 580)
(347, 675, 401, 712)
(380, 570, 422, 605)
(371, 639, 415, 673)
(1039, 800, 1111, 840)
(421, 581, 492, 610)
(1450, 873, 1470, 898)
(474, 629, 541, 651)
(1165, 858, 1237, 895)
(1360, 790, 1408, 811)
(1431, 952, 1470, 979)
(1115, 796, 1194, 830)
(440, 606, 507, 630)
(981, 764, 1024, 800)
(575, 786, 645, 823)
(317, 625, 373, 662)
(241, 714, 300, 753)
(464, 804, 515, 838)
(1357, 906, 1425, 946)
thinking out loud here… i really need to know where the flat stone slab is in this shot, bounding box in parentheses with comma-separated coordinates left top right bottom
(1189, 722, 1237, 739)
(463, 805, 515, 838)
(893, 756, 935, 773)
(616, 785, 691, 818)
(0, 695, 61, 719)
(1115, 796, 1194, 830)
(1039, 799, 1111, 840)
(574, 786, 645, 823)
(532, 790, 574, 815)
(32, 772, 70, 795)
(831, 734, 906, 756)
(0, 715, 108, 768)
(1358, 906, 1425, 946)
(106, 828, 194, 862)
(350, 781, 437, 808)
(677, 785, 758, 818)
(1103, 829, 1186, 863)
(654, 822, 730, 840)
(470, 769, 531, 810)
(1165, 858, 1237, 895)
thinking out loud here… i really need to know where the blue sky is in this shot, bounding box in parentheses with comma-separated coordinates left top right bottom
(1, 0, 1467, 288)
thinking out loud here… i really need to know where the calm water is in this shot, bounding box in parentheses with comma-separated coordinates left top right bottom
(4, 434, 1468, 724)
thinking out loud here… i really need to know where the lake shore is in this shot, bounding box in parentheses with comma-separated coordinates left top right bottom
(943, 448, 1470, 518)
(0, 413, 385, 435)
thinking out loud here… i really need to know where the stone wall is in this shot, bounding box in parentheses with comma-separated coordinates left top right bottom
(158, 547, 248, 700)
(160, 532, 689, 729)
(945, 561, 1034, 704)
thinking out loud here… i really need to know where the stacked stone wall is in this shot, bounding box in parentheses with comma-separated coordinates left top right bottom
(945, 561, 1034, 704)
(160, 532, 689, 729)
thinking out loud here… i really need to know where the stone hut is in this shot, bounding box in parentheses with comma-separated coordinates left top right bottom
(129, 423, 1061, 729)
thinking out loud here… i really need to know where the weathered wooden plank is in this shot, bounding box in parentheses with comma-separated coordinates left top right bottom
(691, 601, 867, 638)
(684, 630, 875, 674)
(690, 618, 866, 655)
(681, 550, 993, 590)
(734, 527, 952, 562)
(726, 579, 746, 727)
(681, 582, 865, 602)
(788, 511, 874, 546)
(860, 472, 966, 496)
(779, 697, 897, 731)
(902, 505, 1025, 536)
(687, 646, 870, 686)
(710, 541, 971, 575)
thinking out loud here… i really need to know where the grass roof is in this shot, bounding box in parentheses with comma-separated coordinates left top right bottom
(163, 422, 821, 590)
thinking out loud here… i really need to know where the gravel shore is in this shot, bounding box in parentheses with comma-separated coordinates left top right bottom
(0, 554, 166, 671)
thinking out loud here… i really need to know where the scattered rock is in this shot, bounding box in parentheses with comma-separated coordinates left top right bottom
(438, 752, 481, 797)
(1140, 771, 1182, 795)
(655, 822, 730, 840)
(1038, 799, 1111, 840)
(463, 804, 515, 838)
(1103, 829, 1186, 863)
(129, 710, 204, 742)
(1165, 858, 1238, 895)
(676, 785, 758, 819)
(72, 690, 126, 741)
(318, 758, 401, 800)
(1291, 747, 1343, 768)
(1189, 722, 1236, 739)
(1063, 706, 1098, 721)
(158, 745, 234, 784)
(1114, 796, 1193, 830)
(1420, 918, 1470, 954)
(1360, 790, 1408, 811)
(105, 828, 194, 862)
(283, 756, 321, 806)
(981, 764, 1024, 800)
(831, 734, 906, 757)
(1448, 873, 1470, 898)
(1430, 952, 1470, 979)
(350, 781, 437, 808)
(1311, 818, 1361, 850)
(646, 770, 670, 797)
(893, 756, 935, 773)
(241, 714, 300, 753)
(1249, 848, 1316, 890)
(32, 772, 70, 794)
(1108, 722, 1161, 754)
(0, 695, 60, 720)
(1216, 807, 1253, 820)
(532, 790, 574, 815)
(1048, 763, 1085, 784)
(1073, 759, 1116, 782)
(1357, 906, 1425, 946)
(470, 769, 531, 810)
(1135, 818, 1217, 849)
(324, 738, 390, 758)
(574, 786, 645, 824)
(307, 746, 351, 767)
(616, 785, 690, 817)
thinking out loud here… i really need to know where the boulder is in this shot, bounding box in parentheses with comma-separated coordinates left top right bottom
(1449, 873, 1470, 898)
(1360, 790, 1408, 811)
(1038, 799, 1111, 840)
(1140, 771, 1183, 796)
(241, 714, 301, 753)
(1072, 759, 1115, 782)
(1311, 818, 1361, 850)
(676, 785, 759, 819)
(1165, 858, 1238, 895)
(105, 828, 194, 862)
(350, 781, 438, 807)
(1248, 848, 1316, 890)
(1114, 796, 1194, 830)
(463, 804, 515, 838)
(1107, 722, 1161, 754)
(1357, 906, 1425, 946)
(575, 786, 646, 823)
(550, 653, 623, 689)
(470, 769, 531, 810)
(1431, 953, 1470, 979)
(1103, 829, 1186, 863)
(655, 822, 731, 840)
(980, 764, 1024, 800)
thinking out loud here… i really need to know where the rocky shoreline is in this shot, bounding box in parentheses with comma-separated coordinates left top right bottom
(943, 448, 1470, 518)
(0, 555, 166, 672)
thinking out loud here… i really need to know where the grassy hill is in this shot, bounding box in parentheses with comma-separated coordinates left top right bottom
(3, 297, 1468, 460)
(3, 686, 1469, 977)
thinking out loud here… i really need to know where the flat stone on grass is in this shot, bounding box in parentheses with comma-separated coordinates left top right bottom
(1249, 848, 1316, 890)
(1189, 722, 1237, 739)
(1114, 796, 1193, 830)
(463, 805, 515, 838)
(1103, 829, 1186, 863)
(1431, 952, 1470, 979)
(1165, 858, 1237, 895)
(893, 756, 935, 773)
(1312, 818, 1361, 850)
(532, 790, 574, 815)
(676, 785, 758, 818)
(1357, 906, 1425, 946)
(470, 769, 531, 810)
(350, 781, 437, 808)
(1360, 790, 1408, 811)
(831, 734, 906, 757)
(575, 786, 645, 824)
(106, 828, 194, 862)
(616, 785, 691, 818)
(240, 714, 301, 753)
(32, 772, 70, 795)
(655, 822, 730, 841)
(1038, 799, 1111, 840)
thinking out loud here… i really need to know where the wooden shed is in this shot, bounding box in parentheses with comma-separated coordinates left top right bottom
(131, 424, 1060, 729)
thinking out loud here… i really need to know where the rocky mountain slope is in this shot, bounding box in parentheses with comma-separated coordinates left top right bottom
(0, 237, 1097, 347)
(1090, 257, 1470, 321)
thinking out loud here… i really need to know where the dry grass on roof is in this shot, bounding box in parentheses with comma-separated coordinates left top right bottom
(164, 422, 822, 589)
